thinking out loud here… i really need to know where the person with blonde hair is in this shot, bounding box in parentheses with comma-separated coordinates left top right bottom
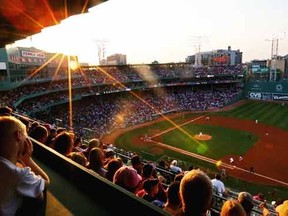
(0, 116, 50, 215)
(86, 147, 107, 177)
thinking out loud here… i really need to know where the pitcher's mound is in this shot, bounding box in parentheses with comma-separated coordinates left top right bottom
(194, 134, 212, 141)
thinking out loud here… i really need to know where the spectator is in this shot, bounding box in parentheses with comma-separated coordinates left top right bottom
(220, 199, 246, 216)
(275, 200, 288, 216)
(29, 124, 49, 144)
(113, 166, 142, 194)
(0, 116, 50, 215)
(141, 178, 165, 207)
(18, 117, 31, 133)
(73, 136, 85, 153)
(174, 172, 184, 182)
(83, 138, 101, 159)
(253, 193, 265, 202)
(103, 148, 116, 166)
(67, 151, 88, 166)
(53, 131, 74, 156)
(105, 157, 123, 182)
(211, 173, 226, 197)
(163, 181, 182, 215)
(179, 169, 213, 216)
(170, 160, 182, 174)
(86, 147, 107, 178)
(237, 191, 254, 216)
(45, 127, 57, 148)
(130, 154, 143, 176)
(138, 163, 166, 202)
(0, 106, 13, 116)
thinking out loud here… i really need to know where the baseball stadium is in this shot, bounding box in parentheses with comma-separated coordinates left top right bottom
(1, 1, 288, 216)
(1, 43, 288, 215)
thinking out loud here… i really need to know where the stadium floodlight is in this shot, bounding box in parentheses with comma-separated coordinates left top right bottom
(265, 32, 286, 81)
(188, 35, 209, 68)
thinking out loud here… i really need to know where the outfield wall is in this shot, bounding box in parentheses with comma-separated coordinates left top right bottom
(246, 81, 288, 101)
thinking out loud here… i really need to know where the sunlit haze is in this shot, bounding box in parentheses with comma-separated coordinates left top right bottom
(12, 0, 288, 65)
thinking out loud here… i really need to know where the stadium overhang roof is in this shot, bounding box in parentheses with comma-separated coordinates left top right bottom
(0, 0, 107, 48)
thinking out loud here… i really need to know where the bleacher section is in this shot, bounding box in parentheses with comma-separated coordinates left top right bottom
(32, 138, 170, 216)
(31, 135, 277, 216)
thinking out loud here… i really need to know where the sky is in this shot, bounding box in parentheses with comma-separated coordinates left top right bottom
(13, 0, 288, 65)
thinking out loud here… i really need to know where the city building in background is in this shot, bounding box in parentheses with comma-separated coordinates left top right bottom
(185, 46, 242, 67)
(106, 54, 127, 65)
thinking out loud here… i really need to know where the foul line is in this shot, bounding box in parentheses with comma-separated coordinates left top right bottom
(149, 140, 288, 187)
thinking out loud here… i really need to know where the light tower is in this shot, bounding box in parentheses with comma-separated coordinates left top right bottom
(193, 36, 204, 68)
(94, 39, 109, 65)
(266, 33, 285, 81)
(189, 36, 208, 68)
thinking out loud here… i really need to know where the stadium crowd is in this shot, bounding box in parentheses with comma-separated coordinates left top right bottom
(1, 64, 286, 215)
(1, 107, 286, 215)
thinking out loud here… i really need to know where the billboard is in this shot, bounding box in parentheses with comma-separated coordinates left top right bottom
(272, 94, 288, 101)
(248, 92, 262, 100)
(212, 55, 230, 64)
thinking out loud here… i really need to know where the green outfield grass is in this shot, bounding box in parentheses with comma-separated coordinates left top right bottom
(213, 100, 288, 130)
(115, 100, 288, 200)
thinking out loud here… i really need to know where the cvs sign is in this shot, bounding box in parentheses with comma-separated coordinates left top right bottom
(249, 92, 262, 99)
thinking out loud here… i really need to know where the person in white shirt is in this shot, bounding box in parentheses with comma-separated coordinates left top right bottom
(211, 173, 226, 197)
(0, 116, 50, 215)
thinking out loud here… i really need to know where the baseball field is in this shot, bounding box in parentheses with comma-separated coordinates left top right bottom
(102, 99, 288, 200)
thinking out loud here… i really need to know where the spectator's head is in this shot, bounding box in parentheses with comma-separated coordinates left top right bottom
(174, 173, 184, 182)
(0, 106, 13, 116)
(53, 131, 74, 156)
(29, 125, 48, 144)
(19, 117, 30, 132)
(30, 121, 40, 131)
(73, 136, 82, 147)
(142, 163, 153, 178)
(104, 148, 115, 159)
(254, 192, 265, 201)
(88, 147, 105, 172)
(143, 178, 159, 195)
(88, 138, 101, 148)
(45, 127, 57, 147)
(221, 199, 246, 216)
(215, 173, 222, 180)
(171, 160, 178, 166)
(105, 157, 123, 182)
(166, 181, 181, 207)
(158, 159, 167, 168)
(276, 200, 288, 216)
(130, 154, 143, 175)
(113, 166, 142, 194)
(0, 116, 27, 163)
(179, 169, 213, 215)
(56, 127, 66, 134)
(237, 192, 254, 216)
(67, 151, 87, 166)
